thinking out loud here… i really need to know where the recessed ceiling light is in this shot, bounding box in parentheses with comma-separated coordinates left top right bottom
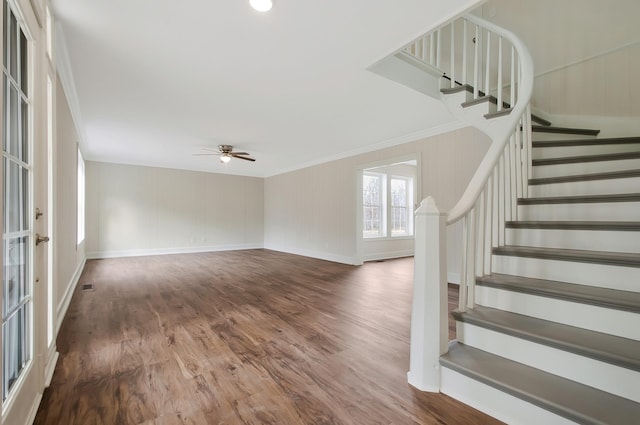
(250, 0, 272, 12)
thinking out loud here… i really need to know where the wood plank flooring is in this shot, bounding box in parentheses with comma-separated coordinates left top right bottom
(34, 250, 501, 425)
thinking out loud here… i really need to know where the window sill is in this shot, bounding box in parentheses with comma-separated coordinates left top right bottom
(363, 235, 414, 242)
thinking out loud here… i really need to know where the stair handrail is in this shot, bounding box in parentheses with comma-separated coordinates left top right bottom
(407, 12, 535, 392)
(445, 14, 534, 225)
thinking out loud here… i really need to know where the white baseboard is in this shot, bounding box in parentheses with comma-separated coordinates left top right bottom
(22, 392, 43, 425)
(56, 256, 86, 334)
(363, 249, 414, 262)
(85, 243, 264, 260)
(44, 350, 59, 388)
(448, 272, 461, 285)
(263, 244, 360, 265)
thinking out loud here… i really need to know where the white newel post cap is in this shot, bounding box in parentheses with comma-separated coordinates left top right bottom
(415, 196, 443, 216)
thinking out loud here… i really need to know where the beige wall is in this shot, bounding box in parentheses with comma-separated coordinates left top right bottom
(264, 126, 490, 277)
(54, 75, 85, 317)
(481, 0, 640, 123)
(85, 162, 264, 258)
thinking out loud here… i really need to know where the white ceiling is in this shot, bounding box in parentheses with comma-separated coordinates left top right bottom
(51, 0, 480, 177)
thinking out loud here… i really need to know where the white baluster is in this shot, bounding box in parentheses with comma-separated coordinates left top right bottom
(450, 22, 456, 88)
(473, 25, 479, 99)
(467, 207, 476, 309)
(459, 214, 468, 311)
(497, 36, 503, 111)
(430, 33, 436, 66)
(484, 180, 493, 272)
(485, 30, 491, 96)
(476, 191, 485, 277)
(514, 128, 523, 201)
(498, 153, 505, 246)
(510, 133, 519, 215)
(462, 19, 468, 85)
(436, 29, 442, 68)
(493, 167, 500, 248)
(503, 143, 512, 223)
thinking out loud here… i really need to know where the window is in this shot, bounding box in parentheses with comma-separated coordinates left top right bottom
(363, 173, 385, 238)
(3, 0, 32, 400)
(391, 177, 410, 236)
(77, 148, 85, 245)
(362, 171, 414, 239)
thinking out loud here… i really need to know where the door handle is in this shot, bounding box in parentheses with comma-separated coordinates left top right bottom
(35, 233, 50, 246)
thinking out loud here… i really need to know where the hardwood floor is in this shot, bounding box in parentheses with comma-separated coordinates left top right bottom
(34, 250, 501, 425)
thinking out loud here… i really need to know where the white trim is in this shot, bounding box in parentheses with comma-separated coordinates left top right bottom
(263, 245, 360, 266)
(447, 272, 461, 285)
(363, 250, 414, 262)
(19, 391, 42, 425)
(43, 351, 58, 388)
(86, 243, 264, 260)
(266, 121, 468, 177)
(56, 256, 85, 334)
(52, 24, 87, 153)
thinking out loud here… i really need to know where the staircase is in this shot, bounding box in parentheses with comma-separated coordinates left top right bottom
(379, 11, 640, 425)
(441, 125, 640, 424)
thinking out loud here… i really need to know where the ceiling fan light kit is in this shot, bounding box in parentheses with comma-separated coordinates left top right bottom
(193, 144, 256, 164)
(250, 0, 272, 12)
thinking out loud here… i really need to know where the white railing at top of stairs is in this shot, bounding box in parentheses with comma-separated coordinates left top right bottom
(405, 14, 535, 392)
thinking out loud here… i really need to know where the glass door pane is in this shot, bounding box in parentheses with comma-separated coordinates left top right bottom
(2, 0, 32, 402)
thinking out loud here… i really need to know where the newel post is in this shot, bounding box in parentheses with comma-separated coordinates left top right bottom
(407, 196, 448, 392)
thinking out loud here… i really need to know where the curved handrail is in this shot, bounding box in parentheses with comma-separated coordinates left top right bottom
(446, 14, 534, 225)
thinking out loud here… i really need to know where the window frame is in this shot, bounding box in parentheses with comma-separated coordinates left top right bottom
(362, 170, 415, 240)
(76, 146, 84, 246)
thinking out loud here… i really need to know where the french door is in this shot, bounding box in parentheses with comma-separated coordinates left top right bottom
(2, 0, 33, 404)
(1, 0, 51, 423)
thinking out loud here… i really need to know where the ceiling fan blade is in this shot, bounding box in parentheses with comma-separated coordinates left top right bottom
(192, 153, 220, 156)
(233, 155, 256, 162)
(230, 152, 250, 156)
(202, 147, 222, 153)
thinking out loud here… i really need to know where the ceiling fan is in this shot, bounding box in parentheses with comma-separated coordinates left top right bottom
(194, 145, 255, 163)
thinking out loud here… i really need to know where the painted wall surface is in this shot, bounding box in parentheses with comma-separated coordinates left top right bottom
(264, 126, 490, 278)
(85, 162, 264, 258)
(54, 75, 85, 314)
(481, 0, 640, 123)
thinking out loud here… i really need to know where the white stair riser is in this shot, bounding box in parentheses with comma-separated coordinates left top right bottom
(532, 132, 596, 141)
(505, 228, 640, 253)
(532, 157, 640, 179)
(463, 101, 495, 117)
(458, 323, 640, 403)
(492, 254, 640, 291)
(475, 285, 640, 341)
(528, 177, 640, 197)
(441, 368, 578, 425)
(517, 202, 640, 221)
(533, 144, 640, 159)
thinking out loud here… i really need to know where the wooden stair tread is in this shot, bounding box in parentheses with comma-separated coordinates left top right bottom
(532, 151, 640, 166)
(453, 305, 640, 371)
(532, 125, 600, 136)
(529, 169, 640, 185)
(492, 245, 640, 268)
(441, 342, 640, 425)
(519, 193, 640, 205)
(533, 137, 640, 148)
(476, 273, 640, 313)
(505, 220, 640, 231)
(440, 83, 551, 125)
